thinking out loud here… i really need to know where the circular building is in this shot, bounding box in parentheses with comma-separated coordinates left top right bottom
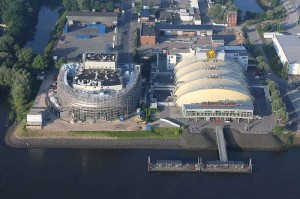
(173, 55, 253, 121)
(55, 55, 141, 122)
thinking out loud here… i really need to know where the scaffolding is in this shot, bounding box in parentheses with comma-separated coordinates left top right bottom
(57, 65, 142, 122)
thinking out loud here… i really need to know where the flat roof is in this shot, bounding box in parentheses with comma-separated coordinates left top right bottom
(141, 24, 156, 36)
(274, 35, 300, 64)
(75, 69, 121, 86)
(28, 107, 44, 115)
(67, 11, 118, 18)
(85, 53, 115, 62)
(142, 0, 161, 6)
(156, 24, 213, 31)
(140, 9, 155, 18)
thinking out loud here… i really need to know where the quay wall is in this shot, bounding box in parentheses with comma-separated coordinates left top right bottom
(5, 124, 285, 151)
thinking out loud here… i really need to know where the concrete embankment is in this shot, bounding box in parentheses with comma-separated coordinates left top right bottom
(5, 124, 284, 151)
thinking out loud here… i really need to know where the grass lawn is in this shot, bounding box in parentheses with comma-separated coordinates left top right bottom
(69, 128, 182, 139)
(16, 122, 181, 139)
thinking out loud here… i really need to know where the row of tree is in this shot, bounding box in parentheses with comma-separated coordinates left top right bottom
(62, 0, 117, 12)
(0, 0, 54, 121)
(268, 81, 289, 122)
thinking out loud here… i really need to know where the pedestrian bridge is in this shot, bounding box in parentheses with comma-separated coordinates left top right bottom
(215, 126, 228, 162)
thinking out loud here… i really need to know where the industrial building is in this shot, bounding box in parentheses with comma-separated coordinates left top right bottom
(272, 35, 300, 75)
(140, 24, 156, 45)
(54, 53, 142, 122)
(66, 12, 118, 27)
(156, 24, 213, 36)
(172, 47, 253, 121)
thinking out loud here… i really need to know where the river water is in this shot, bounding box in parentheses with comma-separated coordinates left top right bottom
(25, 6, 60, 54)
(234, 0, 264, 18)
(1, 3, 300, 199)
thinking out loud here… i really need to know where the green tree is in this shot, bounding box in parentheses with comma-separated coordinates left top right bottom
(257, 61, 268, 71)
(208, 4, 226, 21)
(270, 90, 280, 102)
(105, 1, 114, 11)
(16, 48, 35, 68)
(272, 98, 284, 111)
(256, 56, 264, 63)
(32, 55, 48, 70)
(271, 0, 280, 8)
(135, 2, 142, 13)
(275, 107, 289, 121)
(265, 10, 275, 20)
(11, 69, 31, 121)
(268, 81, 277, 93)
(55, 58, 66, 69)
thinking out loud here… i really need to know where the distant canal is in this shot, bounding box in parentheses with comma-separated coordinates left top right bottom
(25, 5, 60, 54)
(234, 0, 264, 18)
(2, 2, 300, 199)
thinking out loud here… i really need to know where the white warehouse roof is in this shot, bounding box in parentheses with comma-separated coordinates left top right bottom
(274, 35, 300, 64)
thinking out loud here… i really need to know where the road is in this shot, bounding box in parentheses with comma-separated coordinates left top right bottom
(118, 0, 138, 64)
(247, 25, 299, 130)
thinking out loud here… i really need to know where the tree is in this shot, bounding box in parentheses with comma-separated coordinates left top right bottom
(257, 61, 268, 71)
(271, 0, 280, 8)
(55, 58, 66, 69)
(270, 90, 280, 102)
(135, 2, 142, 13)
(256, 56, 264, 63)
(105, 1, 114, 11)
(208, 4, 226, 21)
(265, 10, 275, 20)
(32, 55, 48, 70)
(16, 48, 35, 68)
(268, 81, 277, 93)
(272, 98, 283, 111)
(275, 108, 289, 121)
(11, 69, 31, 121)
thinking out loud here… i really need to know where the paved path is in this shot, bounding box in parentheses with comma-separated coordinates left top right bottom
(215, 127, 228, 162)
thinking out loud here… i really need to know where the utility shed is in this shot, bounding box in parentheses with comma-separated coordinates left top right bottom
(26, 107, 44, 129)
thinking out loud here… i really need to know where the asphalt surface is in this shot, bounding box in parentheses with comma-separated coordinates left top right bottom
(118, 0, 137, 64)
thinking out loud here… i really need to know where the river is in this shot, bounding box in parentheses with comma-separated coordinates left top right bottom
(234, 0, 264, 18)
(1, 2, 300, 199)
(25, 6, 60, 54)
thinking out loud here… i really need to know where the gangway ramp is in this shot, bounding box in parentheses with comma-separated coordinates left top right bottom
(215, 126, 228, 162)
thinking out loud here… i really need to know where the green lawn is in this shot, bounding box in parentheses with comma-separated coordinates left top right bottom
(68, 128, 182, 139)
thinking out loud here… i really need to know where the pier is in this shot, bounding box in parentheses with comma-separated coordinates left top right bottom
(148, 126, 253, 174)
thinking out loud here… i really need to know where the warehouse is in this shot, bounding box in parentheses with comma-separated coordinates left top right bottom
(173, 49, 253, 121)
(272, 35, 300, 75)
(66, 12, 118, 27)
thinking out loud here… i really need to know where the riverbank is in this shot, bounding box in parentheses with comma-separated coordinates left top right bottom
(5, 122, 285, 151)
